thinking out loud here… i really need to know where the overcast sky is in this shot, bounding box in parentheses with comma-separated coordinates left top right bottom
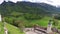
(0, 0, 60, 7)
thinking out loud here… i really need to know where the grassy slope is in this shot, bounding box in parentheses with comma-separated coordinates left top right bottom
(25, 17, 50, 27)
(0, 22, 4, 34)
(32, 17, 50, 26)
(5, 23, 24, 34)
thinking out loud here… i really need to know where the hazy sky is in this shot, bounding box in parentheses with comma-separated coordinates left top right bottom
(0, 0, 60, 7)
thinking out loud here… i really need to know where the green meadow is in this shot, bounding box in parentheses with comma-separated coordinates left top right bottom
(0, 22, 4, 34)
(24, 16, 51, 27)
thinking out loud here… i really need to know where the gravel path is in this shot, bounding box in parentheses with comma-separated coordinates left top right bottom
(4, 22, 8, 34)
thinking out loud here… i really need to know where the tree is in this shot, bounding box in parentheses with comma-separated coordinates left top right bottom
(53, 19, 59, 26)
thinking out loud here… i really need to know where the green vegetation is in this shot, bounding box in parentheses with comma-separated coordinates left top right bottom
(0, 1, 54, 28)
(0, 1, 60, 34)
(31, 17, 50, 26)
(0, 22, 4, 34)
(5, 23, 24, 34)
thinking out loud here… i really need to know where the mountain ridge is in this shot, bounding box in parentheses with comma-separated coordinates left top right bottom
(0, 1, 60, 16)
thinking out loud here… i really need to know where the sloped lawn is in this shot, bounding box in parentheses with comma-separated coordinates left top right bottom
(0, 22, 4, 34)
(5, 23, 24, 34)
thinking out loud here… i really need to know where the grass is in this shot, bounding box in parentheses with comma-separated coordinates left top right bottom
(32, 17, 50, 26)
(24, 17, 50, 27)
(5, 23, 24, 34)
(0, 22, 4, 34)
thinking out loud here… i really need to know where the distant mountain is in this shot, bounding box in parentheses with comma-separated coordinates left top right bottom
(17, 1, 60, 13)
(17, 1, 56, 11)
(0, 1, 60, 16)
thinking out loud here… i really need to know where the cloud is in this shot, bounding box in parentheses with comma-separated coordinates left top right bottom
(0, 0, 60, 7)
(33, 0, 60, 7)
(10, 0, 22, 2)
(0, 0, 4, 4)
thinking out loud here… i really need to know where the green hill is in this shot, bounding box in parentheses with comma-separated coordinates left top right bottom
(5, 23, 24, 34)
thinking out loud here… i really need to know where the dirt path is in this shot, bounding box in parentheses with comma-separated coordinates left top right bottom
(4, 22, 8, 34)
(4, 27, 8, 34)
